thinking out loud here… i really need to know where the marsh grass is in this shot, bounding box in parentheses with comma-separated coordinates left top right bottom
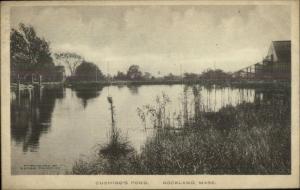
(72, 128, 141, 174)
(99, 128, 134, 158)
(135, 104, 290, 174)
(134, 86, 291, 174)
(137, 92, 172, 129)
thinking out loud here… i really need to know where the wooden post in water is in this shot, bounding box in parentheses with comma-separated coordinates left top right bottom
(107, 96, 115, 134)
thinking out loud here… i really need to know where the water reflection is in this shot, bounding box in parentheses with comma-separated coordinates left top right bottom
(72, 86, 104, 108)
(11, 84, 291, 174)
(11, 85, 290, 153)
(254, 87, 291, 125)
(182, 85, 256, 113)
(127, 85, 140, 95)
(11, 87, 64, 152)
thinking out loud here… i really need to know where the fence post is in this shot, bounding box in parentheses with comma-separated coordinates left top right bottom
(39, 75, 42, 86)
(17, 74, 20, 90)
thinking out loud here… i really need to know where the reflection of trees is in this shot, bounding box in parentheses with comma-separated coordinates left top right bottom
(11, 87, 64, 152)
(182, 85, 290, 128)
(255, 88, 289, 104)
(116, 84, 125, 89)
(127, 85, 140, 95)
(254, 87, 290, 125)
(73, 86, 104, 108)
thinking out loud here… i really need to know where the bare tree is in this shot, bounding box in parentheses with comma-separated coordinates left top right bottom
(54, 52, 83, 76)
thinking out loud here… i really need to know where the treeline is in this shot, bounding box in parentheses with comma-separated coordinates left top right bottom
(112, 66, 233, 82)
(11, 23, 233, 84)
(10, 23, 106, 83)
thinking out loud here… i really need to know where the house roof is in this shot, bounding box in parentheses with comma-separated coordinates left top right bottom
(272, 41, 291, 62)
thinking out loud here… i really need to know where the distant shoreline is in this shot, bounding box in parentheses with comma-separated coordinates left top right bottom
(10, 79, 291, 91)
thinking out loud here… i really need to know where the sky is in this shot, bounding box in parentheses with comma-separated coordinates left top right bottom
(11, 5, 291, 76)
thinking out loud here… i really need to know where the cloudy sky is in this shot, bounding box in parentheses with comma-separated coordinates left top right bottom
(11, 5, 291, 76)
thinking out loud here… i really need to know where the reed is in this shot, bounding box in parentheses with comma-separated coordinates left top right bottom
(134, 88, 290, 174)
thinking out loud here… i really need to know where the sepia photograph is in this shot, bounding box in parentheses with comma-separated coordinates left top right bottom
(1, 0, 299, 189)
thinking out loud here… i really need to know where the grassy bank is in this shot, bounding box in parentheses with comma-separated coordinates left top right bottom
(137, 127, 289, 174)
(134, 102, 290, 174)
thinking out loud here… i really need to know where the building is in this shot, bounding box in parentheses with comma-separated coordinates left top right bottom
(232, 64, 255, 80)
(262, 41, 291, 80)
(254, 63, 264, 79)
(54, 65, 66, 82)
(234, 40, 291, 81)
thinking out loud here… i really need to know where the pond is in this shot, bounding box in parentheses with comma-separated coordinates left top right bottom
(10, 84, 290, 174)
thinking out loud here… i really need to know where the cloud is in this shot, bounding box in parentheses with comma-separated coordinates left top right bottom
(11, 5, 291, 75)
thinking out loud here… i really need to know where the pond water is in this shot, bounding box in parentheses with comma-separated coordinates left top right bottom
(10, 84, 289, 174)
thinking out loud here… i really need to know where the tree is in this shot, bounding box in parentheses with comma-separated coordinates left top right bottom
(200, 69, 232, 80)
(114, 71, 127, 80)
(183, 73, 199, 80)
(143, 72, 152, 80)
(54, 52, 83, 76)
(164, 73, 176, 80)
(10, 23, 54, 81)
(127, 65, 142, 80)
(75, 61, 104, 81)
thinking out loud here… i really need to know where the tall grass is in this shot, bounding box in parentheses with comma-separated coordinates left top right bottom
(137, 92, 173, 129)
(134, 87, 290, 174)
(135, 105, 290, 174)
(72, 128, 141, 174)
